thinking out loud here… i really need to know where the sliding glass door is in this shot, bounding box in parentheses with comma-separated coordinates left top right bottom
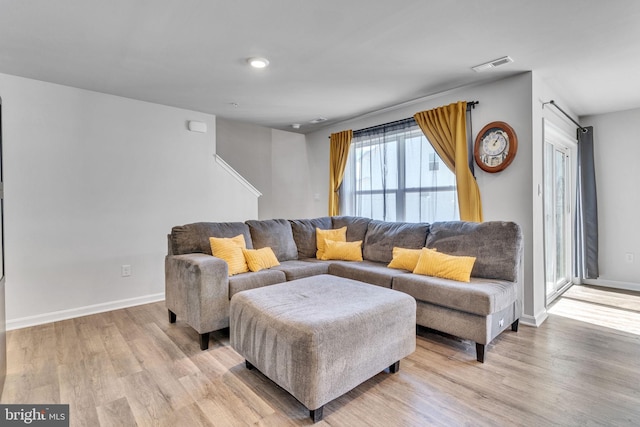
(544, 121, 576, 303)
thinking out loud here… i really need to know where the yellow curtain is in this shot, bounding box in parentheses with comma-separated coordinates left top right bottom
(328, 130, 353, 216)
(414, 101, 483, 222)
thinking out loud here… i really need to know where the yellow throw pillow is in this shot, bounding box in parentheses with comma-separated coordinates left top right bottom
(209, 234, 249, 276)
(321, 239, 363, 261)
(413, 248, 476, 282)
(242, 247, 280, 272)
(387, 247, 431, 271)
(316, 227, 347, 259)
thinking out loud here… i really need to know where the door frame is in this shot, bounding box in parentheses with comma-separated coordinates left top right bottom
(543, 119, 578, 305)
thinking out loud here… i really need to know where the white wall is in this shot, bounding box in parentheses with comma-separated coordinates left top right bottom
(0, 73, 258, 328)
(307, 73, 542, 322)
(271, 129, 315, 219)
(216, 118, 313, 219)
(216, 118, 274, 218)
(581, 107, 640, 291)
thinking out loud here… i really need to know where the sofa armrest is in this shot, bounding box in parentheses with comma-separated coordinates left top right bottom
(165, 253, 230, 334)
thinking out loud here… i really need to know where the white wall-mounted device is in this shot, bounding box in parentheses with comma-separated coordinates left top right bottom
(188, 121, 207, 133)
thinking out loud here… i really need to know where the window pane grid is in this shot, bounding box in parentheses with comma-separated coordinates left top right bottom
(341, 121, 458, 223)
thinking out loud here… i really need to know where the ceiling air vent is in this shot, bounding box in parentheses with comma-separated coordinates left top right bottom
(472, 56, 514, 72)
(309, 117, 328, 124)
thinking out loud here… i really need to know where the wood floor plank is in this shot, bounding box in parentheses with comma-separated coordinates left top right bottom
(100, 323, 143, 378)
(194, 372, 265, 425)
(562, 284, 640, 312)
(3, 285, 640, 426)
(96, 397, 137, 427)
(82, 354, 125, 407)
(121, 370, 175, 427)
(57, 360, 101, 427)
(161, 402, 215, 427)
(54, 319, 84, 365)
(549, 297, 640, 334)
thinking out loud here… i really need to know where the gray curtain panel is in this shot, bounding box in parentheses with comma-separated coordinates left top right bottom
(575, 126, 599, 279)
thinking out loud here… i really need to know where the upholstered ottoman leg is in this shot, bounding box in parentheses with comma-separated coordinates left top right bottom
(199, 332, 210, 351)
(476, 343, 485, 363)
(310, 407, 323, 423)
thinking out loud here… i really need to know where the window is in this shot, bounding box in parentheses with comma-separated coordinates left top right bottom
(340, 119, 458, 222)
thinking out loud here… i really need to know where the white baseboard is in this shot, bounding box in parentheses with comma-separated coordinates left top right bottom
(520, 310, 548, 328)
(582, 279, 640, 293)
(6, 293, 165, 331)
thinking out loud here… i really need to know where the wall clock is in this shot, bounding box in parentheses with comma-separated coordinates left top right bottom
(474, 121, 518, 173)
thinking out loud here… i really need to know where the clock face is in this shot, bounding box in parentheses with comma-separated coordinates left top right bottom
(474, 122, 517, 173)
(482, 129, 508, 156)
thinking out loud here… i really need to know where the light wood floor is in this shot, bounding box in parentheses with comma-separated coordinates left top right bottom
(2, 285, 640, 426)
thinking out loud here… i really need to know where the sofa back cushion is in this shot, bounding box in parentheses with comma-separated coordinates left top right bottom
(363, 220, 430, 264)
(246, 219, 298, 262)
(289, 217, 332, 259)
(331, 216, 372, 242)
(426, 221, 523, 282)
(170, 222, 253, 255)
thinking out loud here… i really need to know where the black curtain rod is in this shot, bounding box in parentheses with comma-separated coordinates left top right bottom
(353, 117, 415, 135)
(330, 101, 479, 138)
(543, 100, 588, 133)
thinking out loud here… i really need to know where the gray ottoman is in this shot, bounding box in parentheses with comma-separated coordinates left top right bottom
(229, 274, 416, 422)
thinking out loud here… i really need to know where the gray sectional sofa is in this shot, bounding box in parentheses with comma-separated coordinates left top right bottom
(165, 216, 523, 362)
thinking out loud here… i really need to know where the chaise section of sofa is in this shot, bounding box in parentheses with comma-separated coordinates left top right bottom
(392, 221, 523, 362)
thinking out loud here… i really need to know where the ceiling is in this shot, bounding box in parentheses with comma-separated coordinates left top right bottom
(1, 0, 640, 133)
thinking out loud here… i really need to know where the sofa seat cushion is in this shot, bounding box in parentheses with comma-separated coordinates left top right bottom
(273, 260, 330, 281)
(228, 270, 287, 299)
(171, 222, 253, 255)
(289, 217, 332, 259)
(328, 260, 410, 288)
(391, 274, 517, 316)
(363, 220, 430, 264)
(246, 219, 298, 262)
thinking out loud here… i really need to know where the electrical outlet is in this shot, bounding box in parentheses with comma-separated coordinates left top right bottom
(121, 264, 132, 277)
(625, 253, 634, 263)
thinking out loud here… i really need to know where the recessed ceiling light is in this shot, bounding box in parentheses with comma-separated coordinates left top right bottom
(291, 124, 301, 129)
(247, 57, 269, 69)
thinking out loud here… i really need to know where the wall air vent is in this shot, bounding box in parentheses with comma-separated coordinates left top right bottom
(472, 56, 514, 72)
